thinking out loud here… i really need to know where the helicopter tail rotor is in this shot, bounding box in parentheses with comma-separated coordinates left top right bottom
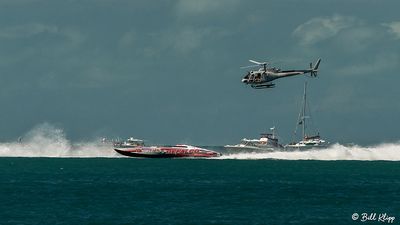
(309, 58, 321, 77)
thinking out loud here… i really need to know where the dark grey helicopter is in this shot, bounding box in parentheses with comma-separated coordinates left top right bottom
(241, 59, 321, 89)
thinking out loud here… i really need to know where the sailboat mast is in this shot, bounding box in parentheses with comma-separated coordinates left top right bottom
(270, 126, 275, 139)
(302, 82, 307, 140)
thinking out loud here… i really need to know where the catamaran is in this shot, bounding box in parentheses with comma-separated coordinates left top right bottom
(285, 82, 328, 150)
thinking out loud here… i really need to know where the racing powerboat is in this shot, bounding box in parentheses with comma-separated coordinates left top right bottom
(114, 138, 221, 158)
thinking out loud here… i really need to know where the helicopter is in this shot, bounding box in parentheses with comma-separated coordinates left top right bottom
(241, 58, 321, 89)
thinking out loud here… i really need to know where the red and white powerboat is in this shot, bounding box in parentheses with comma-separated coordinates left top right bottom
(114, 138, 221, 158)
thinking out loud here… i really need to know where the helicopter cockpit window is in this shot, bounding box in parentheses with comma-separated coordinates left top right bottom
(249, 75, 254, 81)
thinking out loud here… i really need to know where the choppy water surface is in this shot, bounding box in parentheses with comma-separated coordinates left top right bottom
(1, 124, 400, 224)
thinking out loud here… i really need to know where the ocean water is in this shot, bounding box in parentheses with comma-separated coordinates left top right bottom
(1, 158, 399, 225)
(1, 124, 400, 224)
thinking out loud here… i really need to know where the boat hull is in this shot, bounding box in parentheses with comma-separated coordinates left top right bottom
(284, 143, 330, 151)
(115, 149, 191, 158)
(114, 146, 221, 158)
(224, 145, 278, 152)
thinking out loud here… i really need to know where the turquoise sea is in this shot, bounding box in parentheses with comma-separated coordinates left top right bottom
(1, 157, 399, 225)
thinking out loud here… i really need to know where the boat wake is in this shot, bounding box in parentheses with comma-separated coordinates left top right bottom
(0, 123, 399, 160)
(0, 123, 118, 158)
(219, 143, 400, 161)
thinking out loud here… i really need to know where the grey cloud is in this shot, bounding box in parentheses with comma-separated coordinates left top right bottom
(0, 23, 85, 69)
(133, 26, 228, 57)
(119, 31, 136, 49)
(0, 0, 41, 5)
(0, 23, 58, 39)
(175, 0, 240, 16)
(172, 27, 211, 54)
(1, 0, 400, 145)
(336, 53, 398, 76)
(0, 23, 84, 44)
(333, 26, 384, 53)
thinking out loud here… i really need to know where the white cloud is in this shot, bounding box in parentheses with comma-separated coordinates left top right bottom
(293, 15, 358, 45)
(382, 21, 400, 39)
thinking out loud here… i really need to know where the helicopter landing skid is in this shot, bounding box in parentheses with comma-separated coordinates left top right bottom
(251, 83, 275, 89)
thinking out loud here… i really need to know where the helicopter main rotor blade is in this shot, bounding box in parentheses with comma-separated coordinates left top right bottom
(240, 65, 260, 69)
(249, 59, 267, 65)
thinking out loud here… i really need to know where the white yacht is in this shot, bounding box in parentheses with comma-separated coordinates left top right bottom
(113, 137, 145, 148)
(225, 127, 283, 152)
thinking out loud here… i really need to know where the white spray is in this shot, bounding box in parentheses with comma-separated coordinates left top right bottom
(219, 143, 400, 161)
(1, 123, 399, 160)
(0, 123, 118, 158)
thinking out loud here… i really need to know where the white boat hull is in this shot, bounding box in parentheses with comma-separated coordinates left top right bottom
(285, 143, 329, 151)
(224, 145, 279, 152)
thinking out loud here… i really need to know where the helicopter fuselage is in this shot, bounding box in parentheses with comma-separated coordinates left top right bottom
(240, 58, 321, 89)
(242, 69, 311, 86)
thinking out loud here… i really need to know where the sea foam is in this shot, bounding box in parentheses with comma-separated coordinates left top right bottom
(0, 123, 399, 160)
(219, 143, 400, 161)
(0, 123, 117, 158)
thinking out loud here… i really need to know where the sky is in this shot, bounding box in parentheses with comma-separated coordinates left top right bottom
(0, 0, 400, 145)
